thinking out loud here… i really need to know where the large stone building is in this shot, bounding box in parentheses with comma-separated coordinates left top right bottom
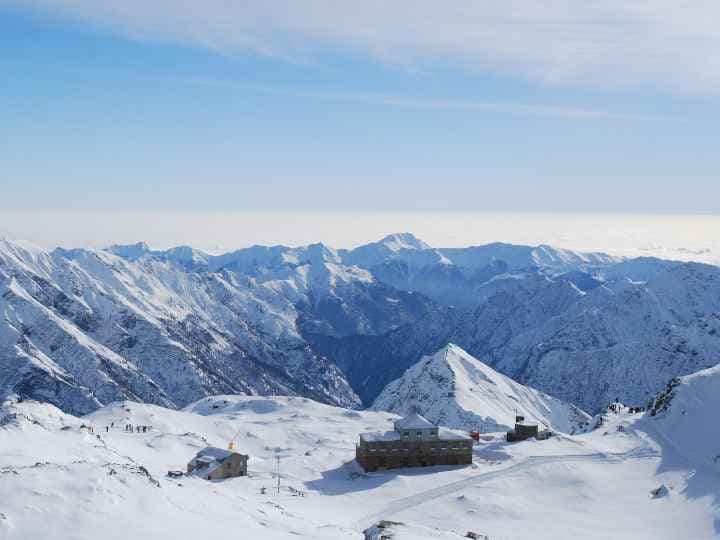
(356, 413, 473, 472)
(187, 446, 249, 480)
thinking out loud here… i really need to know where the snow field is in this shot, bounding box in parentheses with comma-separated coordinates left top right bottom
(2, 393, 718, 539)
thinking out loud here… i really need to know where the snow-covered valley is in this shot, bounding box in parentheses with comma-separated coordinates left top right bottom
(1, 387, 718, 540)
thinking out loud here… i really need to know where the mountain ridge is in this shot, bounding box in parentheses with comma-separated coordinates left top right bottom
(2, 235, 719, 416)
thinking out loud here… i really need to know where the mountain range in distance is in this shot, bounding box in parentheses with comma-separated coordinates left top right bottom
(2, 232, 719, 417)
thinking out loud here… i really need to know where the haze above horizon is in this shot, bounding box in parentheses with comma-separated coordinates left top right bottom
(1, 210, 719, 268)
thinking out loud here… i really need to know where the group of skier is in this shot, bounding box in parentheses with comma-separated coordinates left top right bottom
(97, 422, 151, 433)
(123, 423, 150, 433)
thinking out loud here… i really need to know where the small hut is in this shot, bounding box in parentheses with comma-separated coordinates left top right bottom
(187, 447, 248, 480)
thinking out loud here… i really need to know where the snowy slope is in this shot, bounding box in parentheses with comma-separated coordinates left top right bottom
(372, 344, 591, 434)
(646, 362, 720, 469)
(490, 262, 720, 412)
(0, 239, 365, 414)
(0, 395, 372, 540)
(1, 394, 718, 540)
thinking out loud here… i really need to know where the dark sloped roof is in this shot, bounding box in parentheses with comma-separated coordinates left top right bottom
(197, 446, 233, 461)
(195, 446, 248, 462)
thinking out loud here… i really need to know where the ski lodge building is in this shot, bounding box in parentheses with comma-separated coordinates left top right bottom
(356, 413, 473, 472)
(187, 446, 248, 480)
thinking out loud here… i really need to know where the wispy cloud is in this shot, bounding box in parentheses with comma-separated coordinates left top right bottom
(182, 77, 651, 120)
(11, 0, 720, 94)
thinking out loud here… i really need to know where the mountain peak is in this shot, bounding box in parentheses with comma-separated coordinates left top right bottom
(105, 242, 151, 260)
(161, 245, 210, 265)
(0, 238, 51, 269)
(372, 343, 591, 434)
(342, 233, 439, 268)
(303, 242, 342, 265)
(438, 342, 464, 356)
(378, 232, 431, 251)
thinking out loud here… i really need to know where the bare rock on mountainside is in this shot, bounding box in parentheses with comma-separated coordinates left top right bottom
(651, 485, 670, 499)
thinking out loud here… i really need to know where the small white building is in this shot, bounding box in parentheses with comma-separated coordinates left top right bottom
(187, 447, 248, 480)
(392, 413, 440, 441)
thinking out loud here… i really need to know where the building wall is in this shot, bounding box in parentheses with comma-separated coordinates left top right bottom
(188, 454, 248, 480)
(507, 423, 539, 442)
(356, 439, 472, 472)
(393, 426, 439, 441)
(214, 454, 248, 479)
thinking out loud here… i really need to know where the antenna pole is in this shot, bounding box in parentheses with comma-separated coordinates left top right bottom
(276, 455, 281, 495)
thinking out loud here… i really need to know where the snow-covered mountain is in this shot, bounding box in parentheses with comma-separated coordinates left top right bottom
(340, 232, 442, 269)
(371, 344, 592, 434)
(0, 239, 378, 414)
(312, 259, 720, 413)
(646, 361, 720, 470)
(3, 233, 720, 418)
(346, 235, 621, 309)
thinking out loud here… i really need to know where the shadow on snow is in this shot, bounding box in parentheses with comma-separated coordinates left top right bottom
(305, 459, 472, 496)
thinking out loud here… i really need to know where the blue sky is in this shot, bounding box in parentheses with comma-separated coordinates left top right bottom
(2, 2, 719, 215)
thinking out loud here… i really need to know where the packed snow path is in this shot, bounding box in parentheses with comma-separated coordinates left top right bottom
(354, 444, 660, 531)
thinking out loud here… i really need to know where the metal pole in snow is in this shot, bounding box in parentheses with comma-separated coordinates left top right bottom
(276, 455, 280, 494)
